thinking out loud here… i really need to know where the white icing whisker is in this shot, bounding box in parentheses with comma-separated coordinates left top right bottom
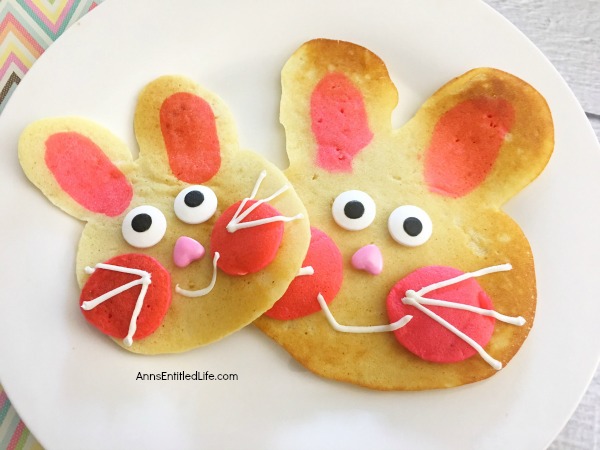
(416, 263, 512, 297)
(297, 266, 315, 277)
(406, 292, 526, 326)
(228, 214, 303, 231)
(317, 293, 412, 333)
(84, 263, 151, 278)
(402, 293, 503, 370)
(176, 252, 220, 298)
(226, 171, 304, 233)
(249, 169, 267, 200)
(123, 280, 151, 347)
(81, 278, 145, 310)
(81, 263, 152, 348)
(231, 197, 251, 224)
(229, 170, 267, 223)
(227, 170, 268, 228)
(233, 185, 290, 225)
(400, 262, 520, 370)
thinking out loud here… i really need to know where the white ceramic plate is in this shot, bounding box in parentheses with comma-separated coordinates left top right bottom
(1, 0, 599, 449)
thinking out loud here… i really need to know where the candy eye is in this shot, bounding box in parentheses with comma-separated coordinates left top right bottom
(174, 185, 218, 224)
(122, 205, 167, 248)
(332, 190, 376, 231)
(388, 205, 432, 247)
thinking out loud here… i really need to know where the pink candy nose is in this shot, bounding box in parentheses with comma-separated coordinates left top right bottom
(351, 244, 383, 275)
(173, 236, 205, 268)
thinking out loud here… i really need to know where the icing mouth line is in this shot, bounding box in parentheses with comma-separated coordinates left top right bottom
(81, 263, 152, 347)
(176, 252, 220, 298)
(401, 263, 524, 370)
(317, 293, 413, 333)
(226, 170, 304, 233)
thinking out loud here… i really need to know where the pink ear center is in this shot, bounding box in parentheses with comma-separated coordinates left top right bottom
(45, 132, 133, 217)
(424, 98, 515, 198)
(311, 73, 373, 172)
(160, 92, 221, 184)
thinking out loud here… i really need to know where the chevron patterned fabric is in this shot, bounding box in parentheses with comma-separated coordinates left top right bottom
(0, 1, 106, 446)
(1, 0, 104, 113)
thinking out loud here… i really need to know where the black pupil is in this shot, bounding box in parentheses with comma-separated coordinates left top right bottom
(184, 190, 205, 208)
(131, 213, 152, 233)
(403, 217, 423, 237)
(344, 200, 365, 219)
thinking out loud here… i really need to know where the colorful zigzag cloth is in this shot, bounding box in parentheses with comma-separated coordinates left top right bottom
(0, 2, 105, 447)
(1, 0, 102, 112)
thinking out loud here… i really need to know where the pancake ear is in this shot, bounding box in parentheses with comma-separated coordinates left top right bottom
(281, 39, 398, 173)
(18, 117, 134, 221)
(413, 68, 554, 204)
(134, 75, 239, 184)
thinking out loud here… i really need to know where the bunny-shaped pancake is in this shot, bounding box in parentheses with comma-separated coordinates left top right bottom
(255, 39, 553, 390)
(18, 75, 310, 354)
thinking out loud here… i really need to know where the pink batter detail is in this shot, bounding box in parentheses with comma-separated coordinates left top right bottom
(80, 253, 171, 340)
(311, 72, 373, 172)
(387, 266, 495, 363)
(160, 92, 221, 184)
(424, 97, 515, 198)
(210, 200, 284, 276)
(45, 132, 133, 217)
(266, 227, 343, 320)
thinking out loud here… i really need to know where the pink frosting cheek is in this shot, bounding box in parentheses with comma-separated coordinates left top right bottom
(386, 266, 495, 363)
(210, 200, 284, 276)
(265, 227, 343, 320)
(80, 254, 171, 341)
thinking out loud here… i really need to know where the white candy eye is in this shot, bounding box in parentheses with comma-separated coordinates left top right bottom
(388, 205, 432, 247)
(174, 185, 218, 224)
(332, 190, 376, 231)
(122, 205, 167, 248)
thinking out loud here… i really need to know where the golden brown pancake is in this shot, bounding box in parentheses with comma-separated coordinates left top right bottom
(255, 39, 553, 390)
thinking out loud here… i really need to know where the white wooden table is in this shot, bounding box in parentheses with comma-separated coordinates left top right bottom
(484, 1, 600, 448)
